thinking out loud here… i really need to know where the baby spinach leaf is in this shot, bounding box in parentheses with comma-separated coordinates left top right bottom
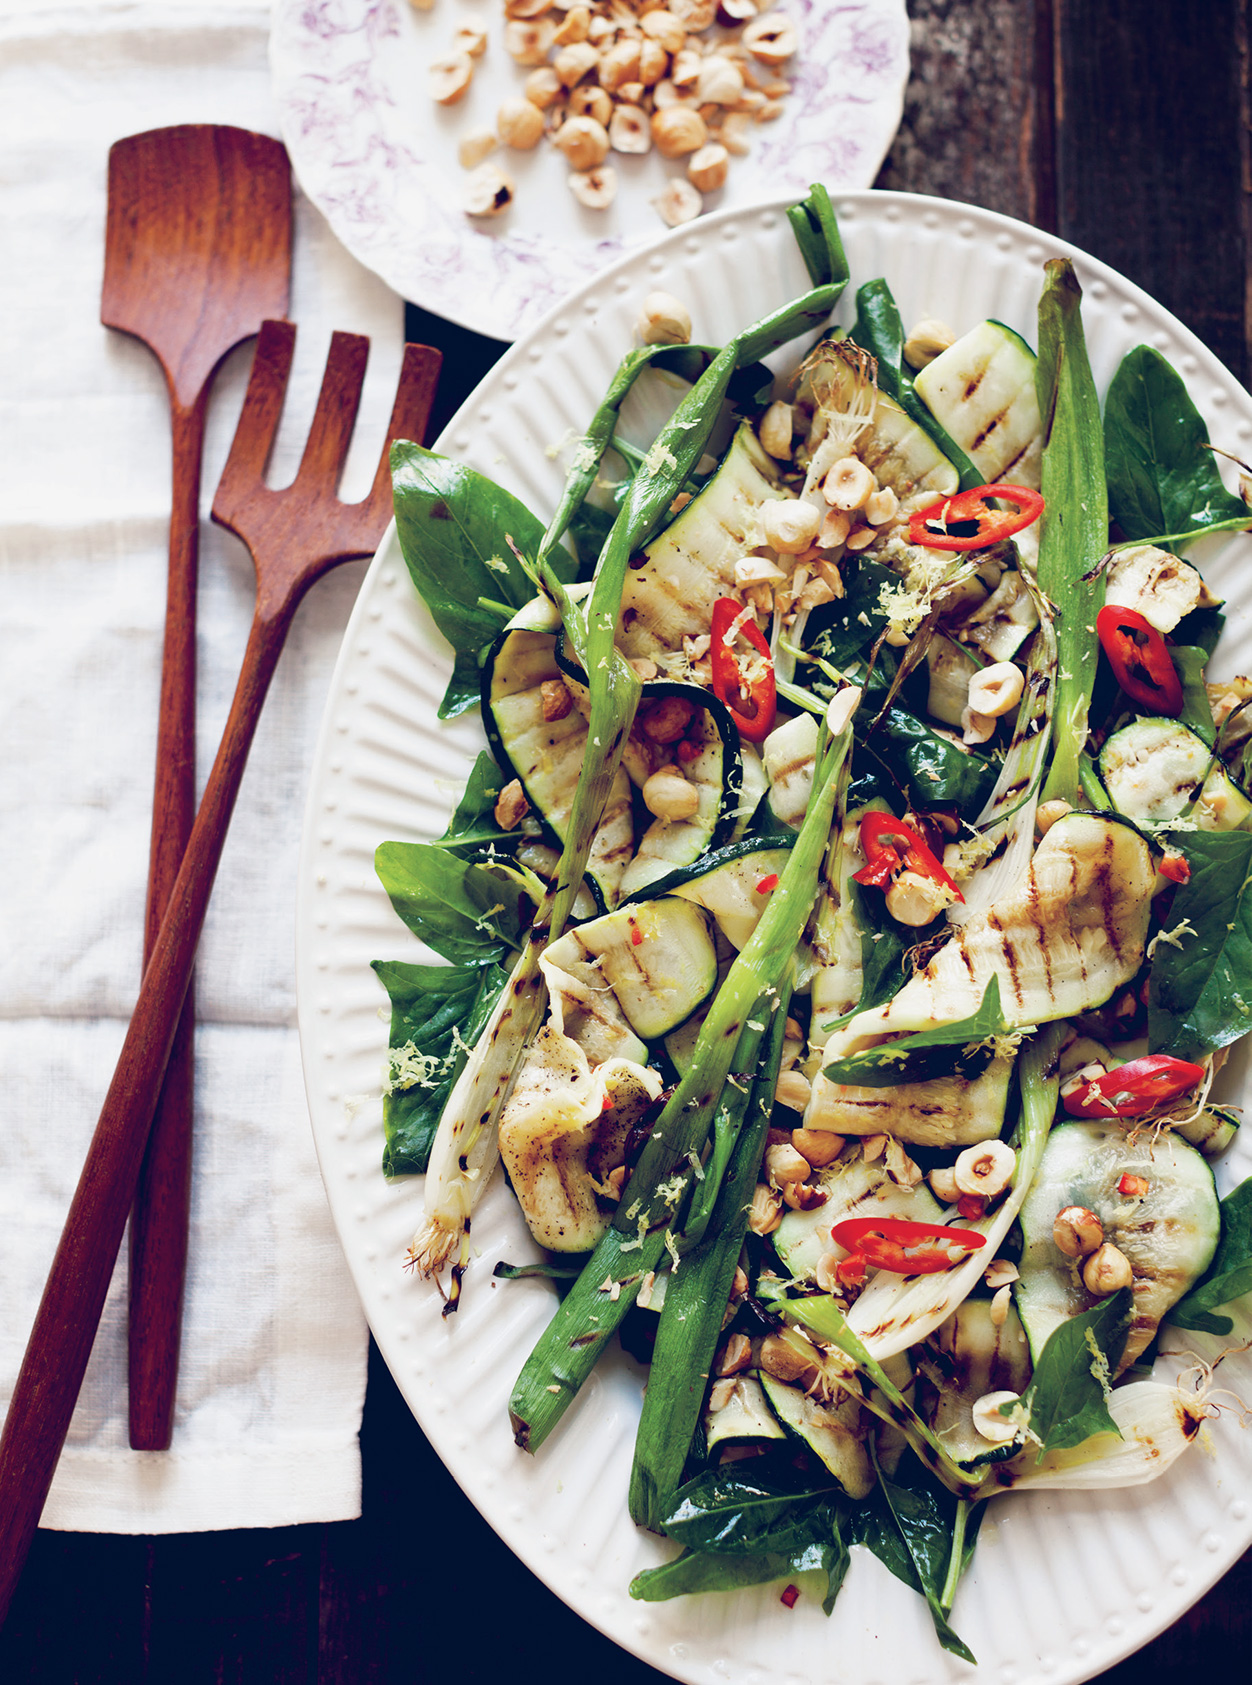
(1167, 1177, 1252, 1335)
(661, 1467, 832, 1556)
(1147, 830, 1252, 1060)
(850, 279, 981, 490)
(822, 978, 1006, 1087)
(372, 959, 509, 1175)
(375, 841, 522, 965)
(866, 700, 1000, 817)
(1104, 346, 1249, 552)
(391, 443, 574, 719)
(434, 750, 515, 853)
(1023, 1288, 1132, 1456)
(632, 1498, 850, 1614)
(806, 559, 898, 668)
(865, 1456, 980, 1665)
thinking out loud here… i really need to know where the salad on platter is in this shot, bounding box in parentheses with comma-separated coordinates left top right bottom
(368, 186, 1252, 1659)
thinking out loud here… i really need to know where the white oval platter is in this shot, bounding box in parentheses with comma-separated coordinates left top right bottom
(295, 190, 1252, 1685)
(269, 0, 910, 341)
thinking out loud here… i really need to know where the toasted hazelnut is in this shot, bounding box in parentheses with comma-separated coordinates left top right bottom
(865, 486, 899, 526)
(954, 1139, 1016, 1201)
(823, 456, 876, 511)
(687, 141, 729, 191)
(766, 1141, 811, 1186)
(718, 0, 758, 20)
(598, 36, 642, 90)
(758, 1331, 818, 1387)
(902, 317, 956, 370)
(717, 1332, 753, 1376)
(463, 163, 516, 217)
(498, 96, 546, 148)
(652, 104, 708, 156)
(719, 110, 755, 155)
(670, 46, 704, 87)
(642, 766, 699, 820)
(452, 23, 488, 58)
(885, 868, 953, 926)
(617, 81, 646, 106)
(1083, 1242, 1134, 1296)
(653, 177, 703, 225)
(552, 5, 591, 44)
(758, 400, 793, 459)
(428, 52, 474, 104)
(640, 7, 688, 53)
(984, 1257, 1020, 1290)
(568, 83, 613, 124)
(569, 161, 617, 207)
(929, 1165, 960, 1204)
(523, 66, 563, 107)
(1053, 1205, 1104, 1259)
(670, 0, 718, 26)
(458, 128, 498, 169)
(554, 40, 600, 85)
(1035, 798, 1072, 835)
(968, 660, 1025, 719)
(638, 37, 670, 85)
(609, 102, 653, 153)
(961, 706, 997, 746)
(972, 1390, 1022, 1445)
(494, 778, 529, 828)
(540, 678, 574, 721)
(989, 1283, 1013, 1327)
(748, 1182, 783, 1235)
(638, 289, 692, 345)
(697, 55, 744, 103)
(762, 496, 820, 554)
(792, 1127, 843, 1167)
(554, 114, 611, 169)
(505, 0, 554, 15)
(504, 18, 556, 63)
(743, 10, 798, 63)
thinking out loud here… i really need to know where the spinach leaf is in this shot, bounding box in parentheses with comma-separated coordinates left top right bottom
(1147, 830, 1252, 1060)
(391, 443, 574, 719)
(435, 750, 515, 853)
(1168, 1177, 1252, 1335)
(860, 1457, 981, 1665)
(372, 959, 509, 1175)
(661, 1467, 832, 1556)
(1104, 346, 1249, 552)
(1024, 1288, 1132, 1456)
(629, 1547, 804, 1603)
(821, 978, 1007, 1087)
(852, 879, 911, 1013)
(805, 559, 898, 669)
(866, 700, 1000, 817)
(375, 840, 522, 965)
(849, 280, 981, 490)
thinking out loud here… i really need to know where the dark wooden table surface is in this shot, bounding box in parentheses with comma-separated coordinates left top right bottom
(3, 1, 1251, 1679)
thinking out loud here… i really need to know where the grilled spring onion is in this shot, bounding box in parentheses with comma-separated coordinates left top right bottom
(1035, 259, 1108, 806)
(628, 978, 793, 1530)
(508, 689, 861, 1454)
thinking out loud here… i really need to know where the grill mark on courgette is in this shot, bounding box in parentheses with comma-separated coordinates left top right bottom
(971, 405, 1010, 454)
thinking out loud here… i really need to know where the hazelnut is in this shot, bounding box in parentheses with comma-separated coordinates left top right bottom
(463, 164, 516, 217)
(1083, 1242, 1134, 1296)
(823, 456, 876, 511)
(653, 177, 703, 226)
(743, 10, 798, 63)
(791, 1127, 843, 1167)
(638, 290, 692, 345)
(1053, 1205, 1104, 1259)
(968, 661, 1025, 719)
(451, 23, 488, 58)
(610, 103, 653, 154)
(554, 115, 611, 169)
(524, 66, 563, 108)
(569, 166, 618, 209)
(457, 128, 497, 169)
(652, 105, 708, 157)
(497, 97, 545, 149)
(428, 52, 474, 105)
(640, 7, 688, 53)
(687, 142, 729, 192)
(553, 40, 600, 86)
(504, 19, 556, 63)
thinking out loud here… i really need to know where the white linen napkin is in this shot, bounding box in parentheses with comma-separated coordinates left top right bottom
(0, 0, 406, 1532)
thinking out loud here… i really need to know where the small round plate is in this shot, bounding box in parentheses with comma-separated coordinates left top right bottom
(269, 0, 909, 339)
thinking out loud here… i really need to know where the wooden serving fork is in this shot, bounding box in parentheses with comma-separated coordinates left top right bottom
(0, 321, 441, 1625)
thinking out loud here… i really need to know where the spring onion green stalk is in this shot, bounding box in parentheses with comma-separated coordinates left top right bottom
(628, 982, 794, 1530)
(508, 690, 861, 1452)
(766, 1296, 986, 1499)
(1036, 259, 1108, 806)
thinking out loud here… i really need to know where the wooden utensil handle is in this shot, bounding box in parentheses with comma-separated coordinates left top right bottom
(0, 606, 290, 1625)
(129, 396, 205, 1450)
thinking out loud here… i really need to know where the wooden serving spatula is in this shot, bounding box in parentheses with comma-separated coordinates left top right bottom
(101, 124, 292, 1449)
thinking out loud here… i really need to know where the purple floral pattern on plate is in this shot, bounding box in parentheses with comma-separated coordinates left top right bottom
(270, 0, 909, 339)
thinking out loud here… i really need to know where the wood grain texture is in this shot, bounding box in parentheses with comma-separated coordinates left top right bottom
(102, 125, 293, 1452)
